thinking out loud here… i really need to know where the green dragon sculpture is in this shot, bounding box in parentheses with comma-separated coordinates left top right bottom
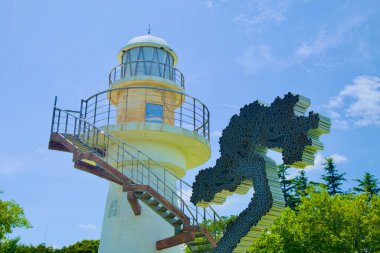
(191, 93, 331, 252)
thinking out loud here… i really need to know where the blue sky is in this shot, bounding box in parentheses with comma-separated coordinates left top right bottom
(1, 0, 380, 248)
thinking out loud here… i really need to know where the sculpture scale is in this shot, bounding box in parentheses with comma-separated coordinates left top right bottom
(191, 93, 331, 253)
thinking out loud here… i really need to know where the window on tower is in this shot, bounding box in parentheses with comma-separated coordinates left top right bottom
(146, 103, 163, 123)
(108, 200, 118, 218)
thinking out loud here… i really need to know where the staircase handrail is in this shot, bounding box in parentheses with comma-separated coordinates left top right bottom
(51, 107, 226, 234)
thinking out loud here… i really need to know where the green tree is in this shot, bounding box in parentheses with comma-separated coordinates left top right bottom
(0, 237, 20, 253)
(15, 244, 57, 253)
(0, 196, 31, 241)
(277, 164, 296, 208)
(321, 157, 346, 195)
(59, 240, 99, 253)
(249, 191, 380, 253)
(353, 172, 380, 199)
(291, 169, 310, 206)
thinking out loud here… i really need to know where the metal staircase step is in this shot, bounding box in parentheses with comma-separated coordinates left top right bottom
(161, 211, 176, 219)
(147, 197, 160, 206)
(139, 192, 151, 200)
(155, 204, 168, 213)
(169, 218, 183, 226)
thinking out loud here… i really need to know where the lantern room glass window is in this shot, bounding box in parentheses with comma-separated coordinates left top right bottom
(122, 46, 174, 81)
(146, 103, 163, 123)
(122, 46, 173, 65)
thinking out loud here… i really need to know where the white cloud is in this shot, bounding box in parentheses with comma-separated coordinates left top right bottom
(211, 130, 223, 138)
(233, 7, 285, 29)
(304, 153, 347, 172)
(204, 0, 229, 8)
(326, 75, 380, 128)
(77, 223, 97, 230)
(0, 156, 24, 175)
(205, 0, 215, 8)
(295, 15, 367, 62)
(236, 45, 288, 74)
(232, 1, 287, 32)
(330, 154, 348, 163)
(295, 30, 339, 60)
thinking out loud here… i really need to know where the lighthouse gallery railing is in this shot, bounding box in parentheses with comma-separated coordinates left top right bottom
(109, 61, 185, 88)
(81, 87, 210, 140)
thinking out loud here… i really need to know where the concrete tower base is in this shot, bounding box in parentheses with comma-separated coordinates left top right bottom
(98, 182, 183, 253)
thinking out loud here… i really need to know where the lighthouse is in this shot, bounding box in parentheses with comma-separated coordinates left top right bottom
(49, 34, 220, 253)
(98, 35, 211, 252)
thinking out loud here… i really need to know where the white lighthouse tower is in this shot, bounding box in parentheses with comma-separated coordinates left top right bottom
(49, 33, 220, 253)
(97, 34, 211, 252)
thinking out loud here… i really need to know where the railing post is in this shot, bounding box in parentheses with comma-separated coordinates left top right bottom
(106, 136, 110, 163)
(180, 95, 183, 127)
(208, 112, 210, 141)
(148, 160, 150, 184)
(65, 112, 69, 134)
(50, 96, 58, 133)
(117, 145, 120, 169)
(83, 100, 88, 142)
(121, 143, 125, 174)
(164, 169, 166, 198)
(180, 180, 182, 201)
(193, 98, 196, 131)
(93, 95, 98, 126)
(56, 109, 61, 133)
(202, 104, 206, 136)
(131, 157, 134, 178)
(137, 151, 140, 182)
(107, 92, 111, 126)
(73, 116, 77, 136)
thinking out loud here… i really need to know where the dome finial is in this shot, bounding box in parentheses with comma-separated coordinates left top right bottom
(146, 24, 152, 35)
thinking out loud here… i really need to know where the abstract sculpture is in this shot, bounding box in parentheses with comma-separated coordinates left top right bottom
(191, 93, 331, 252)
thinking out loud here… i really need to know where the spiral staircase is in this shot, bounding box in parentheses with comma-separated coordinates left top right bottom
(49, 107, 225, 252)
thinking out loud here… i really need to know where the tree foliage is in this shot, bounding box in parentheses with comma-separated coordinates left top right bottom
(321, 157, 346, 195)
(277, 164, 297, 208)
(59, 240, 99, 253)
(353, 172, 380, 199)
(0, 240, 99, 253)
(249, 190, 380, 253)
(0, 197, 31, 241)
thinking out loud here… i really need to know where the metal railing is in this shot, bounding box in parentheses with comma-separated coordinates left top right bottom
(82, 86, 210, 140)
(51, 107, 225, 237)
(109, 61, 185, 88)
